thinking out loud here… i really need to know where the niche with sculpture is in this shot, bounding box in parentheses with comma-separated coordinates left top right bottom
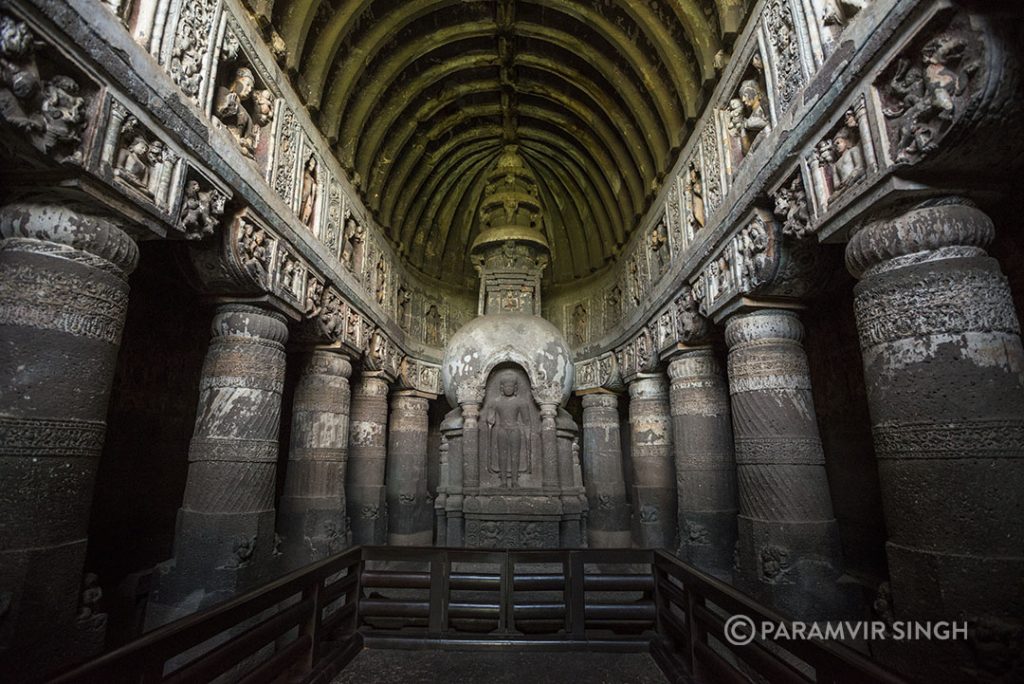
(212, 34, 274, 163)
(479, 365, 542, 491)
(724, 53, 772, 165)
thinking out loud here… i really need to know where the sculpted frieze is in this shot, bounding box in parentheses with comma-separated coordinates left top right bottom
(178, 171, 229, 240)
(772, 171, 812, 239)
(166, 0, 218, 103)
(101, 99, 179, 210)
(0, 13, 92, 163)
(763, 0, 807, 114)
(877, 14, 983, 166)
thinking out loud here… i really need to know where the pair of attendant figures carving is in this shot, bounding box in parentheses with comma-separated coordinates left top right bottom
(214, 66, 273, 158)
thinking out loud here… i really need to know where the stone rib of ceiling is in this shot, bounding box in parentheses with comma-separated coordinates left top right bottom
(268, 0, 744, 286)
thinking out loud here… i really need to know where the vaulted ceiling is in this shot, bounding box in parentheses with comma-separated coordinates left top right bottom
(262, 0, 749, 286)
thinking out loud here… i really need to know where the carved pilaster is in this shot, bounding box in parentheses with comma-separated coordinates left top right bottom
(147, 303, 288, 627)
(345, 371, 390, 546)
(386, 392, 432, 546)
(278, 350, 353, 570)
(724, 309, 854, 620)
(667, 348, 738, 581)
(846, 199, 1024, 682)
(0, 202, 137, 678)
(580, 392, 631, 548)
(627, 373, 677, 549)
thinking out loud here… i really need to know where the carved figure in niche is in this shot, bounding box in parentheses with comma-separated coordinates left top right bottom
(502, 288, 521, 312)
(179, 179, 226, 239)
(238, 221, 269, 279)
(397, 285, 412, 331)
(628, 255, 643, 306)
(737, 217, 770, 290)
(215, 67, 260, 158)
(606, 285, 621, 322)
(341, 216, 365, 271)
(299, 154, 318, 228)
(253, 89, 274, 126)
(739, 79, 770, 145)
(571, 303, 587, 346)
(483, 373, 532, 489)
(280, 254, 297, 294)
(675, 286, 708, 342)
(773, 176, 812, 238)
(305, 278, 322, 317)
(375, 255, 387, 305)
(831, 125, 865, 189)
(650, 220, 669, 275)
(424, 304, 441, 347)
(113, 118, 154, 195)
(38, 75, 85, 152)
(686, 161, 705, 230)
(759, 545, 792, 584)
(318, 291, 344, 339)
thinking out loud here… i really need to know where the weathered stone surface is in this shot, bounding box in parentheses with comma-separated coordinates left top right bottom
(580, 392, 632, 548)
(847, 200, 1024, 682)
(0, 203, 137, 679)
(724, 309, 852, 620)
(667, 348, 737, 581)
(627, 373, 677, 550)
(386, 391, 432, 545)
(346, 371, 390, 545)
(278, 349, 352, 570)
(146, 303, 287, 627)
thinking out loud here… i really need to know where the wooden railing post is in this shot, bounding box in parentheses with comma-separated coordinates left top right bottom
(296, 578, 322, 678)
(568, 551, 586, 639)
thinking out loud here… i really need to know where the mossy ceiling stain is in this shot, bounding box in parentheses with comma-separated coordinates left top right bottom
(259, 0, 749, 287)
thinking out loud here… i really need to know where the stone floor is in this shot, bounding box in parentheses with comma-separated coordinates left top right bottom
(331, 648, 668, 683)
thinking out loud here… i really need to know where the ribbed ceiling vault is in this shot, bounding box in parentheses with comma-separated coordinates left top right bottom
(264, 0, 749, 286)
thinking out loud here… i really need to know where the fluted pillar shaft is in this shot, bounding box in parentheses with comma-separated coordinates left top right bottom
(386, 392, 432, 545)
(346, 371, 390, 545)
(580, 393, 632, 547)
(149, 304, 287, 624)
(279, 350, 352, 569)
(0, 203, 137, 675)
(846, 200, 1024, 679)
(725, 309, 849, 619)
(667, 348, 737, 580)
(627, 374, 677, 549)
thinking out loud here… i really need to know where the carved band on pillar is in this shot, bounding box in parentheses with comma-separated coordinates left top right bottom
(386, 391, 432, 546)
(0, 203, 138, 675)
(580, 392, 632, 548)
(846, 199, 1024, 680)
(346, 371, 390, 545)
(148, 303, 288, 626)
(627, 373, 677, 549)
(724, 309, 852, 620)
(667, 348, 738, 581)
(279, 349, 353, 570)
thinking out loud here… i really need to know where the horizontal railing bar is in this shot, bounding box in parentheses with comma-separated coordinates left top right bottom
(163, 596, 312, 684)
(320, 601, 357, 635)
(236, 633, 311, 684)
(693, 641, 755, 684)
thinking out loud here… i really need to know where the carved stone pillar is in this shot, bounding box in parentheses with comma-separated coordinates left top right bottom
(148, 304, 287, 626)
(462, 402, 481, 492)
(667, 348, 738, 581)
(386, 392, 433, 545)
(540, 402, 560, 492)
(278, 350, 352, 570)
(846, 200, 1024, 678)
(345, 371, 390, 545)
(580, 392, 632, 548)
(627, 373, 677, 549)
(724, 309, 850, 620)
(441, 409, 465, 545)
(0, 203, 137, 674)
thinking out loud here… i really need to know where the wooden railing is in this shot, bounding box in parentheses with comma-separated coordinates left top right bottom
(50, 547, 906, 684)
(50, 548, 362, 684)
(650, 550, 905, 684)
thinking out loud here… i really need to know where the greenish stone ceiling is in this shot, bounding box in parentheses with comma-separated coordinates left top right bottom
(264, 0, 749, 286)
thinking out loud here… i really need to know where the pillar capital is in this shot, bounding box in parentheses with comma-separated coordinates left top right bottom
(627, 372, 668, 400)
(0, 202, 138, 277)
(355, 369, 391, 396)
(846, 199, 994, 278)
(209, 302, 289, 343)
(580, 391, 618, 409)
(724, 308, 803, 347)
(666, 346, 720, 381)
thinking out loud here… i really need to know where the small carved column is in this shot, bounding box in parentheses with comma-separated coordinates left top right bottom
(724, 309, 850, 620)
(846, 200, 1024, 676)
(441, 409, 465, 545)
(278, 349, 352, 570)
(386, 391, 433, 545)
(667, 348, 738, 581)
(0, 203, 138, 671)
(540, 403, 561, 492)
(461, 402, 481, 493)
(580, 392, 632, 547)
(148, 304, 288, 626)
(627, 373, 677, 549)
(345, 371, 390, 545)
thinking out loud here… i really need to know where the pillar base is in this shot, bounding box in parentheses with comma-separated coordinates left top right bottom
(348, 484, 388, 545)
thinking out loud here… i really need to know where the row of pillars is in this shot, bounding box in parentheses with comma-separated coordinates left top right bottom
(579, 201, 1024, 638)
